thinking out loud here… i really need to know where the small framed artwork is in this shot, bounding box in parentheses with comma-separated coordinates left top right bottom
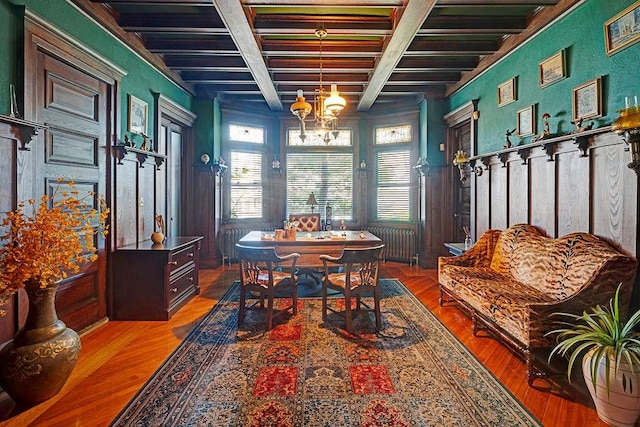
(497, 77, 516, 107)
(572, 77, 602, 122)
(517, 104, 535, 137)
(604, 1, 640, 56)
(538, 50, 566, 88)
(128, 95, 148, 134)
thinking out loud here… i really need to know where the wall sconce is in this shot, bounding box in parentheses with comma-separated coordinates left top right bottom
(612, 95, 640, 175)
(413, 157, 430, 176)
(452, 150, 470, 182)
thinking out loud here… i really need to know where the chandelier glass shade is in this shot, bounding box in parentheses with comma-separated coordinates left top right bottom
(290, 27, 346, 144)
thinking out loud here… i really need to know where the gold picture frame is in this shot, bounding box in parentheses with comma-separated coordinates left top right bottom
(517, 104, 535, 137)
(497, 77, 516, 107)
(604, 1, 640, 56)
(128, 95, 148, 134)
(572, 77, 602, 122)
(538, 50, 566, 88)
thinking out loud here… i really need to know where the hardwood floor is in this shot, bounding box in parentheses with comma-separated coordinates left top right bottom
(0, 263, 610, 426)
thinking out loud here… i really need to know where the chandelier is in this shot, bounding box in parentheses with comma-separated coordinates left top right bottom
(290, 27, 346, 144)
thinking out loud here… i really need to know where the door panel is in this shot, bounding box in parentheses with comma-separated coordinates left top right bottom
(35, 52, 108, 332)
(451, 122, 471, 243)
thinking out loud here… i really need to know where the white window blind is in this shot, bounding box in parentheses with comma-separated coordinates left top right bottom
(375, 150, 411, 220)
(286, 152, 353, 220)
(230, 151, 262, 219)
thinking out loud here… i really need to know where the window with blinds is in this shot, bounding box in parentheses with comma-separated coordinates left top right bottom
(286, 153, 353, 220)
(374, 124, 412, 221)
(229, 124, 264, 219)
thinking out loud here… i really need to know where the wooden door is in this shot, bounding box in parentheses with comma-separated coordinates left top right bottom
(34, 52, 108, 331)
(449, 121, 472, 243)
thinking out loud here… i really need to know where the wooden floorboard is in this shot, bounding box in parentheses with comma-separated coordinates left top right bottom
(0, 264, 612, 426)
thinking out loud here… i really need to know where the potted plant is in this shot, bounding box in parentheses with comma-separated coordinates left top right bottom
(547, 284, 640, 427)
(0, 178, 109, 404)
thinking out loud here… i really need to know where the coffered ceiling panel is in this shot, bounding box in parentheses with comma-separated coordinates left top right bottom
(83, 0, 580, 112)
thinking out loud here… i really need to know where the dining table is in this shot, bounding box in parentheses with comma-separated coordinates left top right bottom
(238, 230, 382, 267)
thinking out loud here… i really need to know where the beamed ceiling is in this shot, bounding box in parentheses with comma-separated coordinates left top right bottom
(79, 0, 582, 113)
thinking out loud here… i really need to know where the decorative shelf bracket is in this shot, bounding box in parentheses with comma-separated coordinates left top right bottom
(572, 134, 590, 157)
(542, 142, 556, 162)
(497, 152, 509, 168)
(0, 114, 47, 151)
(111, 143, 167, 169)
(517, 147, 531, 165)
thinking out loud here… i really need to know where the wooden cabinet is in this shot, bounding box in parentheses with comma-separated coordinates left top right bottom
(112, 236, 203, 320)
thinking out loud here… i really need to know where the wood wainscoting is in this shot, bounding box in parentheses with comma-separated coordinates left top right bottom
(469, 127, 640, 306)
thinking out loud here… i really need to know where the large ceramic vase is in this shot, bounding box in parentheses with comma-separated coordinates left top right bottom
(0, 279, 81, 405)
(582, 349, 640, 427)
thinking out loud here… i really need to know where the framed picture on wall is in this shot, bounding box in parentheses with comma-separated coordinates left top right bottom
(538, 50, 566, 88)
(604, 1, 640, 56)
(128, 95, 147, 134)
(497, 77, 516, 106)
(516, 104, 535, 137)
(572, 77, 602, 122)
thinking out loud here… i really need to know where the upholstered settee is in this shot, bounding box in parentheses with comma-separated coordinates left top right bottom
(438, 224, 638, 385)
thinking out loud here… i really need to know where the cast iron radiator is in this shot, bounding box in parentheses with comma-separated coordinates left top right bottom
(220, 227, 275, 265)
(365, 226, 417, 265)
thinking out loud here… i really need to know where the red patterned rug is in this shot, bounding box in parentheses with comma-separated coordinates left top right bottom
(111, 279, 540, 426)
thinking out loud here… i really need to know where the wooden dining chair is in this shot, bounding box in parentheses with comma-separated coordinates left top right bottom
(319, 244, 385, 334)
(236, 244, 300, 331)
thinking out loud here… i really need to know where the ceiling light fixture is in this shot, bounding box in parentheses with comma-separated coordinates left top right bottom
(290, 26, 346, 144)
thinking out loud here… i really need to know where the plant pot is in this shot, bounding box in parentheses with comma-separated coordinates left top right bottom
(582, 349, 640, 427)
(0, 279, 81, 405)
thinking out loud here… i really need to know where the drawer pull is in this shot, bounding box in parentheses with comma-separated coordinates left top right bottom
(189, 277, 194, 282)
(170, 287, 178, 293)
(169, 261, 178, 266)
(188, 252, 194, 257)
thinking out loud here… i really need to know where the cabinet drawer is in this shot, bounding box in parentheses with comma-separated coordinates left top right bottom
(168, 268, 196, 305)
(169, 244, 197, 273)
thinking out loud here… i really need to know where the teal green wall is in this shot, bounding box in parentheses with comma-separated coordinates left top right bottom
(425, 99, 447, 166)
(449, 0, 640, 154)
(194, 98, 215, 159)
(0, 2, 22, 115)
(1, 0, 193, 145)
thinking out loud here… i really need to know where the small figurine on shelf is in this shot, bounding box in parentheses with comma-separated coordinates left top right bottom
(339, 219, 347, 231)
(272, 155, 280, 169)
(140, 132, 153, 151)
(217, 156, 226, 166)
(503, 129, 516, 149)
(570, 117, 593, 134)
(124, 134, 134, 147)
(360, 160, 367, 168)
(532, 112, 551, 142)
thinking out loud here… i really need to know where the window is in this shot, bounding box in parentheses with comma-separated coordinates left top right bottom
(228, 124, 264, 219)
(374, 125, 412, 221)
(286, 128, 353, 220)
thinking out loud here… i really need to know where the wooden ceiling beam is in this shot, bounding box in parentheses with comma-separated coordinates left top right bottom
(212, 0, 283, 110)
(358, 0, 437, 111)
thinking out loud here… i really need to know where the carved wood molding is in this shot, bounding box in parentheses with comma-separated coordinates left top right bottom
(0, 114, 47, 151)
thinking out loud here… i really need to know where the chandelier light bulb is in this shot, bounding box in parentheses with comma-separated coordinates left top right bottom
(325, 84, 346, 116)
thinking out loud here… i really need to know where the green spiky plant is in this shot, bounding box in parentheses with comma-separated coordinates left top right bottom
(547, 284, 640, 398)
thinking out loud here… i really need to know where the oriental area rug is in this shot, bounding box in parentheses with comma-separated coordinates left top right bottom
(111, 279, 540, 426)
